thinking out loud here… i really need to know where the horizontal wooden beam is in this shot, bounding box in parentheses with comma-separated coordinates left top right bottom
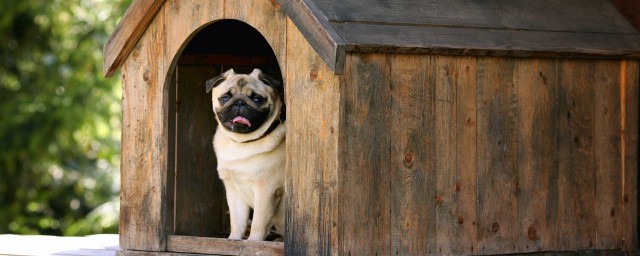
(335, 22, 640, 59)
(177, 54, 272, 66)
(103, 0, 166, 77)
(166, 235, 284, 255)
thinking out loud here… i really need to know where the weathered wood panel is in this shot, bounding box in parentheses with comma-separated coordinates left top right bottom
(515, 59, 558, 252)
(557, 60, 597, 250)
(476, 57, 519, 254)
(174, 65, 228, 237)
(284, 17, 340, 256)
(339, 53, 392, 255)
(312, 0, 636, 34)
(333, 22, 640, 61)
(119, 8, 169, 251)
(167, 235, 283, 256)
(623, 60, 639, 252)
(594, 61, 623, 249)
(434, 56, 478, 255)
(389, 54, 435, 255)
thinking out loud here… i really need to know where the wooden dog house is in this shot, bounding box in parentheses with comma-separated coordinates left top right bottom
(104, 0, 640, 255)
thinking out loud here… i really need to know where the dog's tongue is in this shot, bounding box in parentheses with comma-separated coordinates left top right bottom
(232, 116, 251, 127)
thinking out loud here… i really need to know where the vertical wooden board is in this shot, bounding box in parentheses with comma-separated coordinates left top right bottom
(119, 9, 168, 251)
(340, 53, 391, 255)
(174, 65, 229, 237)
(593, 60, 622, 249)
(557, 59, 596, 250)
(224, 0, 287, 78)
(165, 68, 176, 237)
(434, 56, 478, 255)
(284, 18, 340, 256)
(515, 59, 559, 252)
(476, 57, 519, 254)
(163, 0, 224, 76)
(388, 54, 435, 255)
(623, 60, 639, 252)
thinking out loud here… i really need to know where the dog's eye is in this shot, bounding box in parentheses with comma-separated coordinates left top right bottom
(219, 94, 231, 104)
(252, 95, 265, 104)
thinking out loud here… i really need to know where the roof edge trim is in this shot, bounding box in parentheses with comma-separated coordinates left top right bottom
(278, 0, 346, 74)
(103, 0, 166, 78)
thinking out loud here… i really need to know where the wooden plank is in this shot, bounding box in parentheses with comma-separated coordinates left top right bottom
(622, 60, 639, 252)
(173, 66, 228, 237)
(276, 0, 346, 74)
(593, 61, 623, 249)
(476, 57, 519, 254)
(311, 0, 636, 34)
(557, 59, 596, 250)
(340, 53, 391, 255)
(333, 22, 640, 60)
(389, 54, 435, 255)
(515, 59, 559, 252)
(433, 56, 478, 254)
(104, 0, 165, 77)
(284, 17, 340, 256)
(177, 54, 271, 66)
(166, 235, 284, 256)
(453, 57, 479, 254)
(225, 0, 288, 77)
(119, 8, 169, 251)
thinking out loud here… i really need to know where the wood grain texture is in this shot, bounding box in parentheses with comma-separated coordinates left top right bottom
(104, 0, 165, 77)
(594, 61, 623, 249)
(557, 60, 596, 250)
(434, 56, 478, 255)
(476, 57, 519, 254)
(312, 0, 637, 34)
(339, 53, 391, 255)
(515, 59, 559, 252)
(173, 66, 228, 237)
(389, 54, 435, 255)
(166, 235, 283, 256)
(119, 8, 169, 251)
(622, 60, 639, 252)
(284, 17, 340, 256)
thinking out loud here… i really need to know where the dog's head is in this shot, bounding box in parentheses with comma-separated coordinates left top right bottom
(206, 68, 283, 135)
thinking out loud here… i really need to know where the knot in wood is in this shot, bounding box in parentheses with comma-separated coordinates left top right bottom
(527, 224, 537, 240)
(457, 216, 464, 225)
(403, 152, 413, 165)
(491, 222, 500, 233)
(309, 68, 319, 81)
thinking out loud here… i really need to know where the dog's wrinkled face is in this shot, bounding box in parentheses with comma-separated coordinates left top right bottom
(206, 68, 282, 134)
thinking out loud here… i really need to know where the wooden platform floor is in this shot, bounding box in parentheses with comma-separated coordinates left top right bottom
(0, 234, 119, 256)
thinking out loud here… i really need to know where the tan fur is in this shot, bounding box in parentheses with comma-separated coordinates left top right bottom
(210, 68, 285, 241)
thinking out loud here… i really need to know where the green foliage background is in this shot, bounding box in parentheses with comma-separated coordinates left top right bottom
(0, 0, 131, 235)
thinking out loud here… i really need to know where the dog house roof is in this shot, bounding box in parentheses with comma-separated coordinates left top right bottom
(104, 0, 640, 76)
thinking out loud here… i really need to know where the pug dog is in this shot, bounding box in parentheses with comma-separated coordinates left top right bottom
(205, 68, 285, 241)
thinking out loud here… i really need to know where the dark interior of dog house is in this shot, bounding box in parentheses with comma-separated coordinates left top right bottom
(166, 19, 282, 239)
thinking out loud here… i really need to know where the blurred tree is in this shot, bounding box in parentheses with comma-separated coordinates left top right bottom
(0, 0, 131, 235)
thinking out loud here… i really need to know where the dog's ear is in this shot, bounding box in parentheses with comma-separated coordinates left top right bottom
(251, 68, 283, 95)
(205, 69, 235, 93)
